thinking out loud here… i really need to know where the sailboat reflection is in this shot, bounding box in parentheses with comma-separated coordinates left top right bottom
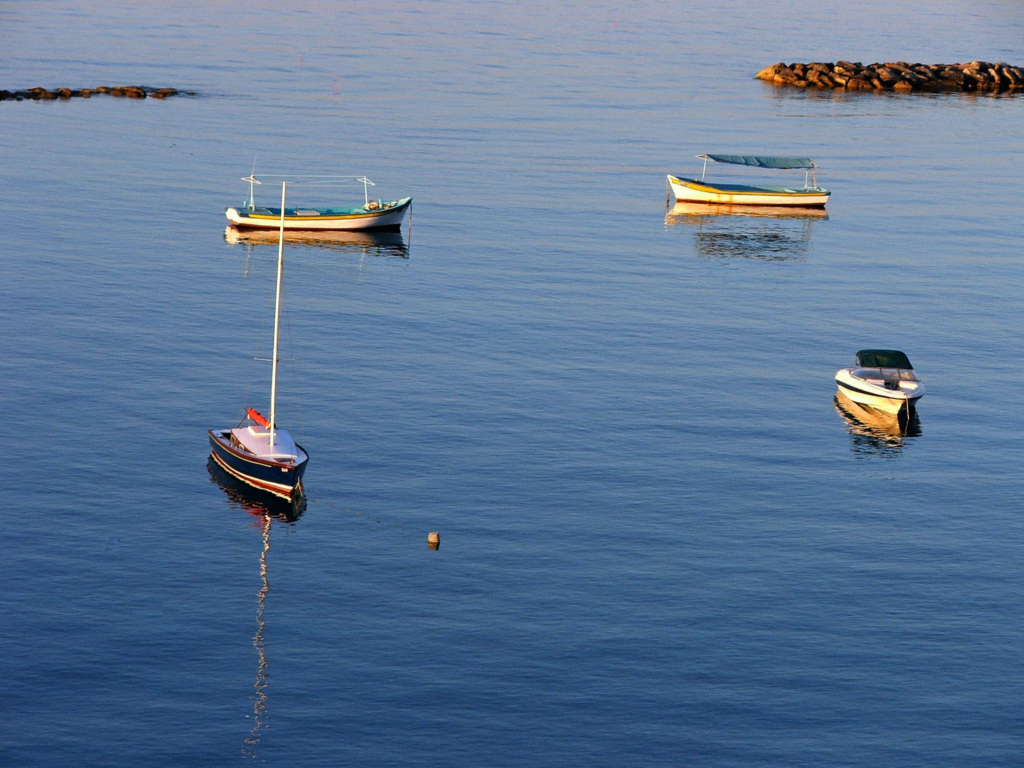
(834, 390, 922, 458)
(665, 202, 826, 261)
(225, 225, 409, 259)
(207, 455, 306, 522)
(207, 456, 302, 759)
(243, 512, 271, 759)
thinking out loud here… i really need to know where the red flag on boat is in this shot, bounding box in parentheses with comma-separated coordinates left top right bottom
(246, 408, 270, 428)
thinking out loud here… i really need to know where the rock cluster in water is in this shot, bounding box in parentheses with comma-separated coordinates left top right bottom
(0, 86, 184, 101)
(756, 61, 1024, 93)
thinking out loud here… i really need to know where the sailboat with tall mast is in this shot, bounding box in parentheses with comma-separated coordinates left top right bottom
(209, 182, 309, 500)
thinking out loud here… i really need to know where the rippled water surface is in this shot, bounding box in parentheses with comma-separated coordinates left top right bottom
(3, 1, 1023, 765)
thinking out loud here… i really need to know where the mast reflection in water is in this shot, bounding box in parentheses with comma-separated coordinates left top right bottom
(665, 202, 826, 261)
(243, 513, 271, 760)
(834, 390, 922, 459)
(207, 457, 304, 760)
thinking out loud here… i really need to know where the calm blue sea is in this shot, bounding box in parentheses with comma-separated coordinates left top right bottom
(2, 1, 1023, 765)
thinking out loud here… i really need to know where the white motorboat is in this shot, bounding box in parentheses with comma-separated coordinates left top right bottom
(834, 349, 925, 414)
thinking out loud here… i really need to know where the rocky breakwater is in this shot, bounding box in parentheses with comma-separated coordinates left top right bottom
(0, 86, 184, 101)
(756, 61, 1024, 93)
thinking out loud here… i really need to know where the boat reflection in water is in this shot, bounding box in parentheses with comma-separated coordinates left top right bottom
(207, 450, 306, 522)
(207, 456, 301, 759)
(224, 225, 409, 260)
(665, 202, 826, 261)
(834, 390, 922, 458)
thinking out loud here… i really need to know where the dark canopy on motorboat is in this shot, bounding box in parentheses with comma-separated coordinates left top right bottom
(699, 154, 816, 169)
(855, 349, 913, 369)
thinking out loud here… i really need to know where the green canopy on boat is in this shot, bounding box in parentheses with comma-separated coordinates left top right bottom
(856, 349, 913, 369)
(701, 154, 816, 169)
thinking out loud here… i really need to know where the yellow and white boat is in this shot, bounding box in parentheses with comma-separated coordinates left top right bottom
(226, 173, 411, 231)
(667, 154, 830, 208)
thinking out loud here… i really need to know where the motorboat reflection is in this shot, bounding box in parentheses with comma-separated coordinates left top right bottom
(224, 225, 409, 259)
(834, 390, 921, 458)
(665, 202, 825, 260)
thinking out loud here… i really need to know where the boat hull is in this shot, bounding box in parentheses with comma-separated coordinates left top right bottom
(226, 197, 412, 231)
(207, 455, 307, 520)
(834, 369, 925, 414)
(208, 430, 308, 499)
(668, 175, 829, 207)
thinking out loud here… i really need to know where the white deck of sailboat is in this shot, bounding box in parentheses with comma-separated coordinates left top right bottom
(229, 425, 305, 463)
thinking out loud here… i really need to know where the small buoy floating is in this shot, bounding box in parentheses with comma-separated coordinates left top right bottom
(427, 531, 440, 550)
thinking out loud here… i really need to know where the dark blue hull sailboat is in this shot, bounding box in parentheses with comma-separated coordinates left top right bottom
(209, 181, 309, 501)
(208, 416, 308, 499)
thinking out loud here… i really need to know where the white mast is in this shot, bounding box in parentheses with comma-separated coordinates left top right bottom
(243, 156, 260, 209)
(243, 173, 261, 210)
(269, 182, 286, 446)
(357, 175, 375, 206)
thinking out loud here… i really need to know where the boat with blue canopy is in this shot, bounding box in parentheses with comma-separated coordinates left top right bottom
(667, 154, 830, 207)
(226, 174, 411, 231)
